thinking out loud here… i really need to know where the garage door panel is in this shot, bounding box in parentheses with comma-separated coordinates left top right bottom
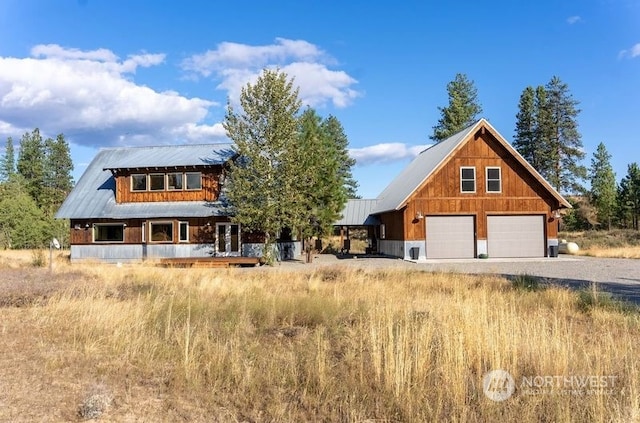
(487, 215, 544, 258)
(426, 216, 475, 259)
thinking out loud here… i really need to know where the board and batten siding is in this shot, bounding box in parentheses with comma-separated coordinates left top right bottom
(401, 130, 560, 242)
(114, 168, 221, 203)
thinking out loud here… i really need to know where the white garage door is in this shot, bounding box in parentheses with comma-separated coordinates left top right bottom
(426, 216, 475, 259)
(487, 215, 544, 258)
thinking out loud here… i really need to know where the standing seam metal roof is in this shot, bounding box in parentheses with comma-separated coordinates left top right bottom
(334, 199, 380, 226)
(55, 143, 235, 219)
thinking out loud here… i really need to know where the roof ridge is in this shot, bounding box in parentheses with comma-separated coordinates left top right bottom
(97, 142, 235, 152)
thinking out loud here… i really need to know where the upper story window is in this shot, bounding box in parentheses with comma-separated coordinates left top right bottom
(130, 172, 202, 192)
(186, 172, 202, 190)
(460, 167, 476, 193)
(486, 167, 502, 193)
(167, 172, 183, 190)
(149, 173, 165, 191)
(131, 174, 147, 191)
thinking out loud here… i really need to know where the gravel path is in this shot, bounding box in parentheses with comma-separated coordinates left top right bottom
(278, 254, 640, 304)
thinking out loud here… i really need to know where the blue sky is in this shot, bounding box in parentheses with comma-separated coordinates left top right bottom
(0, 0, 638, 198)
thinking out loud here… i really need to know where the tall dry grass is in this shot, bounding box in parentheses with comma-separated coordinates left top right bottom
(560, 230, 640, 259)
(9, 259, 636, 422)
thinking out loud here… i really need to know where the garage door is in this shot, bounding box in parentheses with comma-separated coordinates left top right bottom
(487, 215, 544, 258)
(426, 216, 475, 259)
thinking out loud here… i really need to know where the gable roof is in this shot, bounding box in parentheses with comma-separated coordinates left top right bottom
(373, 118, 571, 214)
(335, 199, 381, 226)
(56, 143, 235, 219)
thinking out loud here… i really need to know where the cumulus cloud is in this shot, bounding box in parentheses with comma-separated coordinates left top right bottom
(566, 15, 582, 24)
(0, 44, 223, 148)
(619, 43, 640, 59)
(350, 143, 431, 166)
(182, 38, 360, 108)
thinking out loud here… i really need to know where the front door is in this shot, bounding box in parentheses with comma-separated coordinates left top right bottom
(216, 223, 241, 256)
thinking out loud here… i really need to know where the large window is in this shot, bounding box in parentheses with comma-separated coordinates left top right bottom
(486, 167, 502, 193)
(93, 224, 124, 243)
(186, 172, 202, 190)
(131, 174, 147, 191)
(460, 167, 476, 193)
(149, 174, 165, 191)
(150, 222, 173, 242)
(167, 173, 183, 190)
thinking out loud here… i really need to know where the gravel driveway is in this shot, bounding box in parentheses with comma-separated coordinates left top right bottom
(279, 254, 640, 304)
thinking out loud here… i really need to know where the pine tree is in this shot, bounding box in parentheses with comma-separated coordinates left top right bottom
(589, 142, 617, 229)
(321, 115, 359, 198)
(532, 85, 555, 180)
(16, 128, 46, 206)
(223, 69, 302, 262)
(43, 134, 74, 215)
(513, 87, 537, 165)
(619, 163, 640, 230)
(430, 73, 482, 142)
(544, 76, 586, 193)
(0, 137, 15, 181)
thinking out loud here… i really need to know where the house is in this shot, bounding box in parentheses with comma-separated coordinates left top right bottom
(337, 118, 571, 260)
(55, 144, 295, 263)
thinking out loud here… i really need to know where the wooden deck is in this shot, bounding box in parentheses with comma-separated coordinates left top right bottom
(158, 256, 261, 268)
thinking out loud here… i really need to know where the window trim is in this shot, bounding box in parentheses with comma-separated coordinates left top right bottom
(179, 221, 189, 243)
(167, 172, 184, 191)
(92, 223, 125, 243)
(149, 221, 174, 243)
(131, 174, 147, 192)
(486, 166, 502, 193)
(460, 166, 476, 193)
(185, 172, 202, 191)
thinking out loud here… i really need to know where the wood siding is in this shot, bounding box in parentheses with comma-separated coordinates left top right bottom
(114, 167, 221, 203)
(402, 130, 560, 241)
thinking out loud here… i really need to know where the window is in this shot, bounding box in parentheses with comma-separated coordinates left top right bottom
(167, 172, 183, 190)
(150, 222, 173, 242)
(186, 172, 202, 190)
(149, 174, 165, 191)
(460, 167, 476, 193)
(179, 221, 189, 242)
(93, 224, 124, 242)
(486, 167, 501, 193)
(131, 174, 147, 191)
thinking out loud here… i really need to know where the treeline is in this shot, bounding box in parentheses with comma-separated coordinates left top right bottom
(431, 73, 639, 231)
(0, 129, 73, 248)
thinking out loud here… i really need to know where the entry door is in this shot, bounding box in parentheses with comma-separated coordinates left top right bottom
(216, 223, 241, 256)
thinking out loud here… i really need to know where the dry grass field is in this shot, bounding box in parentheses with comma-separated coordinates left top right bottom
(560, 230, 640, 259)
(0, 250, 639, 422)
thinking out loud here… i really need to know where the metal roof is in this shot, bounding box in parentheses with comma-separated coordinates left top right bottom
(334, 199, 380, 226)
(372, 118, 571, 214)
(56, 144, 234, 219)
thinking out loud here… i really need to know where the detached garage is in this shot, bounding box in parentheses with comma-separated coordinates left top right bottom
(487, 215, 545, 258)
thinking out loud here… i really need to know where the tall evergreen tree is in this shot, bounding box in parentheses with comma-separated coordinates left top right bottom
(513, 86, 537, 165)
(430, 73, 482, 142)
(223, 69, 302, 262)
(0, 137, 15, 181)
(619, 163, 640, 230)
(43, 134, 74, 215)
(321, 115, 359, 198)
(532, 85, 555, 180)
(16, 128, 46, 206)
(589, 142, 617, 230)
(544, 76, 586, 193)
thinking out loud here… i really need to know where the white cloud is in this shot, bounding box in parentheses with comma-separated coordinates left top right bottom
(0, 44, 223, 148)
(566, 15, 582, 25)
(182, 38, 360, 108)
(619, 43, 640, 59)
(350, 143, 431, 166)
